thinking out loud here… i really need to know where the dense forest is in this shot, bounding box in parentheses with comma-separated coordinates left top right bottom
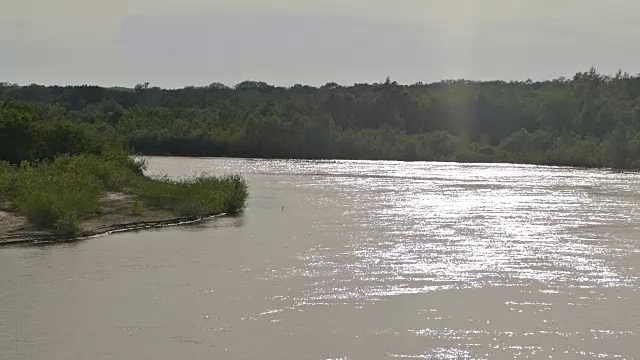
(3, 68, 640, 168)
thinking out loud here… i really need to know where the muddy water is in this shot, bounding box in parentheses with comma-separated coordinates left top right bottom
(1, 157, 639, 359)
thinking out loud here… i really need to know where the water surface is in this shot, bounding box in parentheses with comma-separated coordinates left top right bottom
(1, 158, 639, 359)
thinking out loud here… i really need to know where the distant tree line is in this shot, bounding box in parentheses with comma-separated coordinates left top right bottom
(0, 101, 123, 164)
(3, 68, 640, 168)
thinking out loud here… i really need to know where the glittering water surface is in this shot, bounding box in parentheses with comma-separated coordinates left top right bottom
(1, 158, 639, 359)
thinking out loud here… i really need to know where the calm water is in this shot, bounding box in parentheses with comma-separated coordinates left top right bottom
(1, 157, 639, 359)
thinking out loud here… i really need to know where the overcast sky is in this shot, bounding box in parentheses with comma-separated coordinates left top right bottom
(2, 0, 640, 88)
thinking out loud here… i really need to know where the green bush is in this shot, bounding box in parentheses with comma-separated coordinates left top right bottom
(134, 174, 248, 217)
(220, 175, 249, 214)
(0, 101, 124, 165)
(14, 159, 101, 235)
(57, 152, 137, 191)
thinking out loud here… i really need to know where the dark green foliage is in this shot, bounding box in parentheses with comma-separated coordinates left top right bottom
(4, 68, 640, 168)
(0, 101, 122, 164)
(0, 101, 248, 235)
(14, 157, 102, 235)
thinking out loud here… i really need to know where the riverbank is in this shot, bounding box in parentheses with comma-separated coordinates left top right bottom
(0, 192, 226, 245)
(0, 154, 248, 241)
(0, 102, 248, 240)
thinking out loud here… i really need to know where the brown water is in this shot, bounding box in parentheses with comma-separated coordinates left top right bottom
(1, 157, 639, 359)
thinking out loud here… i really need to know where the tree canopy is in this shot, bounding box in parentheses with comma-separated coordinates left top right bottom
(3, 68, 640, 168)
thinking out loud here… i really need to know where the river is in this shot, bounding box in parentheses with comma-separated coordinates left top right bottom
(1, 157, 639, 359)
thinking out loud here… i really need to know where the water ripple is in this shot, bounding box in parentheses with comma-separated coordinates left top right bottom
(255, 162, 640, 305)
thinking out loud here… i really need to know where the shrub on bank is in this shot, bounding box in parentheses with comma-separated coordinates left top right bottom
(134, 174, 248, 216)
(14, 159, 101, 235)
(1, 154, 248, 236)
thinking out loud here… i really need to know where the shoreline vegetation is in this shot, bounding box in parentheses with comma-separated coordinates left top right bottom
(3, 68, 640, 170)
(0, 103, 248, 242)
(2, 68, 640, 240)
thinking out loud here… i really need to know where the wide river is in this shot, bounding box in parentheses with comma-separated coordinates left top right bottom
(1, 157, 639, 359)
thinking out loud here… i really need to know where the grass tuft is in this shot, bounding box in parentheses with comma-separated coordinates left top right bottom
(134, 174, 248, 217)
(14, 158, 101, 235)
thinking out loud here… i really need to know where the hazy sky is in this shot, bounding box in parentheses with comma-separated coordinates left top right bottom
(2, 0, 640, 88)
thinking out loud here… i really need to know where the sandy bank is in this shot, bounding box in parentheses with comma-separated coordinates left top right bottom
(0, 192, 225, 246)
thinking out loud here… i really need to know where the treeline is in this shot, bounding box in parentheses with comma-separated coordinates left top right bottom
(0, 101, 124, 165)
(3, 68, 640, 168)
